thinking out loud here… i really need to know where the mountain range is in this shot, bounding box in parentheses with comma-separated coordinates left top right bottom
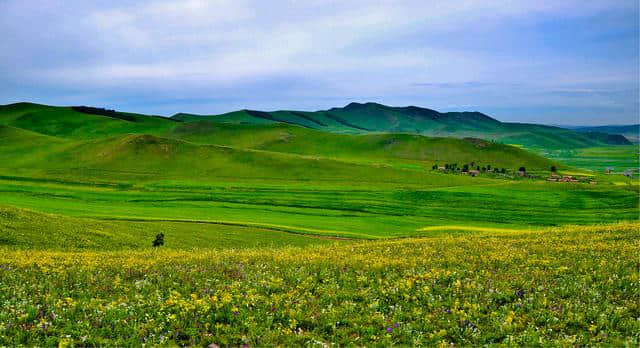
(173, 102, 631, 148)
(0, 102, 631, 152)
(560, 124, 639, 143)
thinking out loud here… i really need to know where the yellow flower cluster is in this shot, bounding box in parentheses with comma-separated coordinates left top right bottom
(0, 222, 638, 346)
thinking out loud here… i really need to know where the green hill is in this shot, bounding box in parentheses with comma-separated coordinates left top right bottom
(1, 130, 507, 188)
(2, 102, 629, 150)
(0, 102, 175, 139)
(172, 102, 631, 149)
(0, 102, 561, 177)
(564, 124, 639, 142)
(168, 122, 557, 170)
(0, 101, 636, 244)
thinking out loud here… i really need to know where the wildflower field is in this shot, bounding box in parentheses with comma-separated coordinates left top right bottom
(1, 222, 638, 346)
(1, 103, 639, 346)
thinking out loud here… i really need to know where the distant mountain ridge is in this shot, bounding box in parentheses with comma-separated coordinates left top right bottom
(559, 124, 639, 142)
(0, 101, 630, 149)
(0, 102, 564, 184)
(172, 102, 631, 148)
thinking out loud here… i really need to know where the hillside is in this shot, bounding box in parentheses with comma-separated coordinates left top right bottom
(0, 102, 561, 176)
(172, 102, 631, 149)
(563, 124, 639, 142)
(2, 102, 630, 150)
(169, 122, 557, 170)
(0, 102, 176, 139)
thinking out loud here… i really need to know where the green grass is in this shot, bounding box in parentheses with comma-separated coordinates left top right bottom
(0, 102, 637, 242)
(0, 103, 175, 139)
(168, 122, 560, 170)
(1, 101, 639, 345)
(172, 102, 630, 149)
(534, 146, 639, 176)
(0, 174, 636, 242)
(0, 205, 335, 250)
(2, 102, 629, 151)
(0, 101, 637, 244)
(1, 222, 637, 346)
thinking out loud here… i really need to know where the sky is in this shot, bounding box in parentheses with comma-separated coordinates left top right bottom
(0, 0, 638, 125)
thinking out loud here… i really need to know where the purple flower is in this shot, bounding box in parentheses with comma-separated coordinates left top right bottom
(393, 322, 399, 328)
(233, 311, 239, 316)
(386, 327, 393, 333)
(463, 320, 477, 331)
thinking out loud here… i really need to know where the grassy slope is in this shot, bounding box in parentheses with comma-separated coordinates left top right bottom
(168, 122, 559, 170)
(0, 102, 637, 243)
(0, 174, 637, 240)
(1, 131, 495, 187)
(0, 205, 334, 250)
(568, 124, 640, 142)
(534, 145, 640, 176)
(172, 102, 631, 149)
(0, 102, 175, 139)
(1, 103, 560, 172)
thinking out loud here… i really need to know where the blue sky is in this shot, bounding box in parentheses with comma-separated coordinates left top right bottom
(0, 0, 638, 125)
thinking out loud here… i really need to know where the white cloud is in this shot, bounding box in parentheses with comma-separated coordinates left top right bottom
(0, 0, 637, 122)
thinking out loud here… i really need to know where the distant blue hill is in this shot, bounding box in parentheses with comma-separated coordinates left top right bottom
(559, 125, 639, 143)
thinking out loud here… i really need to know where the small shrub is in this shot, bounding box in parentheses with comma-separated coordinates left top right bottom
(153, 233, 165, 247)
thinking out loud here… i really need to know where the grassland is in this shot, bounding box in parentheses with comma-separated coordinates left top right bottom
(1, 102, 638, 345)
(1, 222, 638, 346)
(1, 103, 637, 240)
(1, 173, 638, 241)
(172, 102, 631, 149)
(0, 205, 335, 251)
(535, 145, 639, 176)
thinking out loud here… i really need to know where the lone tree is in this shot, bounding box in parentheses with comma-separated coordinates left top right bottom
(550, 165, 557, 172)
(153, 233, 165, 247)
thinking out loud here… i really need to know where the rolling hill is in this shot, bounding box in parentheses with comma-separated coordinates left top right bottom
(168, 122, 557, 170)
(562, 124, 639, 143)
(172, 102, 631, 149)
(2, 102, 630, 151)
(0, 101, 637, 250)
(0, 102, 563, 178)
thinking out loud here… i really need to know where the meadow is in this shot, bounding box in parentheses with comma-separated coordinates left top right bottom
(0, 102, 638, 346)
(534, 146, 639, 176)
(0, 175, 637, 243)
(0, 223, 638, 346)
